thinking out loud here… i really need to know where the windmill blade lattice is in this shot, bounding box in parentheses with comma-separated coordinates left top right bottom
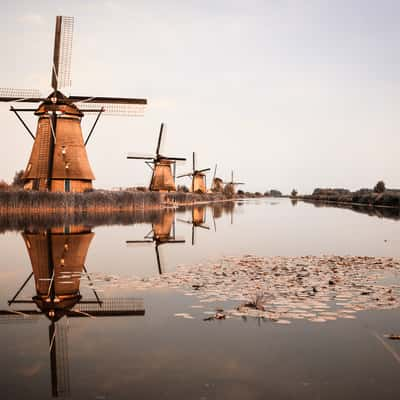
(0, 88, 44, 103)
(52, 16, 74, 90)
(77, 102, 146, 116)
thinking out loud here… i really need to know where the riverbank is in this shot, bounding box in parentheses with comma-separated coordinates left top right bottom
(0, 189, 235, 216)
(298, 188, 400, 209)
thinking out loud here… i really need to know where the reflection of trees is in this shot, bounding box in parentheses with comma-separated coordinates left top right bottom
(311, 201, 400, 221)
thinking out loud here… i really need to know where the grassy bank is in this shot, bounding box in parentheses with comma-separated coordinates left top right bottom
(0, 190, 229, 216)
(299, 188, 400, 209)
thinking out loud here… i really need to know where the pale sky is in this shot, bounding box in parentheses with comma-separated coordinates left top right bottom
(0, 0, 399, 194)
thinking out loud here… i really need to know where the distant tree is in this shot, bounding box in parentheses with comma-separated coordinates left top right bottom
(223, 183, 235, 198)
(237, 189, 245, 196)
(270, 190, 282, 197)
(291, 189, 298, 197)
(255, 191, 262, 197)
(177, 185, 189, 193)
(12, 169, 25, 187)
(264, 191, 270, 197)
(374, 180, 386, 193)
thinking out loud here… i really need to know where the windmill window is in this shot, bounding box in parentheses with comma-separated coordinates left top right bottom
(27, 163, 32, 173)
(65, 179, 71, 192)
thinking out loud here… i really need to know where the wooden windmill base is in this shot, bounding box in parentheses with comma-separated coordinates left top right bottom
(150, 162, 176, 192)
(192, 174, 206, 193)
(24, 179, 92, 192)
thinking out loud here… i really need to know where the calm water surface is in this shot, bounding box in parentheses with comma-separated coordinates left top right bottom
(1, 199, 400, 399)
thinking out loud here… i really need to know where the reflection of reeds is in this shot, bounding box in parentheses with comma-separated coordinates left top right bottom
(0, 201, 235, 233)
(0, 209, 164, 234)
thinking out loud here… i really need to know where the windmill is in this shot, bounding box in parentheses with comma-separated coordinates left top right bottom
(210, 164, 224, 192)
(127, 123, 186, 191)
(224, 170, 244, 188)
(126, 210, 185, 274)
(177, 206, 210, 245)
(177, 152, 210, 193)
(0, 16, 147, 192)
(1, 225, 145, 398)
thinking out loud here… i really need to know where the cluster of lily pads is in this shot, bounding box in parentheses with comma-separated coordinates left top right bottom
(87, 255, 400, 324)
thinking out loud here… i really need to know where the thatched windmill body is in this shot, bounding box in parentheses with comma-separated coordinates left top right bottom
(126, 210, 185, 274)
(127, 123, 186, 191)
(0, 16, 146, 192)
(2, 225, 145, 398)
(177, 152, 210, 193)
(210, 164, 224, 192)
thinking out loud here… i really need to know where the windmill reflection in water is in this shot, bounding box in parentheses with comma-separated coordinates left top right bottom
(0, 225, 145, 398)
(126, 209, 185, 274)
(179, 202, 237, 240)
(177, 206, 210, 245)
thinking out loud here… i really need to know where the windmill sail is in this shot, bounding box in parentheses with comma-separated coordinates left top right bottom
(0, 88, 44, 103)
(75, 101, 146, 116)
(52, 16, 74, 90)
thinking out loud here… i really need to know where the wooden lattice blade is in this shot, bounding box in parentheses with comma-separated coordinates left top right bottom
(0, 88, 44, 103)
(52, 16, 74, 90)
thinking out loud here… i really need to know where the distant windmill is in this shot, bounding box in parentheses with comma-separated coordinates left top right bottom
(127, 123, 186, 191)
(0, 16, 147, 192)
(224, 171, 245, 191)
(126, 210, 185, 274)
(1, 226, 145, 398)
(210, 164, 224, 192)
(177, 152, 210, 193)
(178, 206, 210, 245)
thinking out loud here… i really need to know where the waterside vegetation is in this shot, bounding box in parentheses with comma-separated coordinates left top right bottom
(299, 182, 400, 209)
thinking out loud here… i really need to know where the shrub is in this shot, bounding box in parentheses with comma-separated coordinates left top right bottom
(177, 185, 189, 193)
(270, 190, 282, 197)
(12, 170, 25, 187)
(374, 180, 386, 193)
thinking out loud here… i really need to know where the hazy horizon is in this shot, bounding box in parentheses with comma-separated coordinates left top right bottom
(0, 0, 399, 194)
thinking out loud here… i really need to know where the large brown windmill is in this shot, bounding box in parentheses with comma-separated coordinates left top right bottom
(177, 152, 210, 193)
(0, 16, 146, 192)
(127, 123, 186, 191)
